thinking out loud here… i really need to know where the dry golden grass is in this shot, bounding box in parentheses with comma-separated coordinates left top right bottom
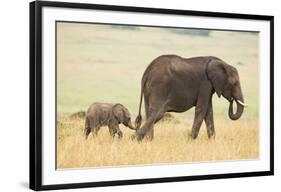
(57, 116, 258, 169)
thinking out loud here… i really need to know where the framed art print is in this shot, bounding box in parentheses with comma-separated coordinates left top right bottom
(30, 1, 274, 190)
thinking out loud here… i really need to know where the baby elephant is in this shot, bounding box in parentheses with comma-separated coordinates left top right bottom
(85, 103, 135, 139)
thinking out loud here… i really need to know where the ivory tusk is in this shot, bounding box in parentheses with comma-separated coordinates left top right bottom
(236, 100, 248, 107)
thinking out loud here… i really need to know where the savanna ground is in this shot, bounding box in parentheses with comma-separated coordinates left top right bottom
(56, 22, 259, 169)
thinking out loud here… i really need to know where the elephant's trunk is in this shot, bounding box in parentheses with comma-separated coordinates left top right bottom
(127, 121, 136, 130)
(228, 99, 245, 120)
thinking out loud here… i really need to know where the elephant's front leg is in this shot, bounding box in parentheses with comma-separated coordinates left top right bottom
(204, 99, 215, 138)
(115, 126, 123, 139)
(191, 84, 212, 139)
(191, 106, 208, 139)
(109, 125, 123, 139)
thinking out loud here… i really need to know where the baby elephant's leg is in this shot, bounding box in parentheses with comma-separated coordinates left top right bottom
(84, 127, 91, 139)
(116, 130, 123, 139)
(92, 126, 100, 137)
(84, 117, 91, 139)
(108, 126, 117, 138)
(108, 125, 123, 139)
(114, 125, 123, 139)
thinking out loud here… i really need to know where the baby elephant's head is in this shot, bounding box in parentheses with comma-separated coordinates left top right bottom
(112, 104, 135, 130)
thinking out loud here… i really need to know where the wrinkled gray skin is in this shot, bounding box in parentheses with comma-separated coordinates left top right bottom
(85, 103, 135, 139)
(134, 55, 246, 141)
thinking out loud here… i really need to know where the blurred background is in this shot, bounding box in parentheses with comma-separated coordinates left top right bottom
(57, 22, 259, 119)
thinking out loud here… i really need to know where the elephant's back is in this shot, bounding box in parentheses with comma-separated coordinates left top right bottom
(142, 55, 209, 101)
(144, 55, 211, 78)
(86, 103, 113, 115)
(142, 55, 182, 83)
(145, 55, 182, 73)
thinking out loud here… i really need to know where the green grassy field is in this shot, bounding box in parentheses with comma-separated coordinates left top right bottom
(57, 22, 259, 118)
(56, 22, 259, 169)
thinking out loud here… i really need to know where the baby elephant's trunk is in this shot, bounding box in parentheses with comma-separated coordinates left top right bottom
(135, 114, 142, 130)
(127, 121, 136, 130)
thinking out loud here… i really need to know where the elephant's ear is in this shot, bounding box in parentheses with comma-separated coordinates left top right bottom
(206, 59, 227, 97)
(112, 104, 125, 123)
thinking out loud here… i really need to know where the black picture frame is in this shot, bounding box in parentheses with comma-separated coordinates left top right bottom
(30, 0, 274, 191)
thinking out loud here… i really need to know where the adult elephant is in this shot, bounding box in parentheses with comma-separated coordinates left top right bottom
(134, 55, 247, 141)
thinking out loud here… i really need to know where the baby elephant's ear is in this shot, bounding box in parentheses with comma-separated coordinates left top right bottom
(112, 104, 125, 123)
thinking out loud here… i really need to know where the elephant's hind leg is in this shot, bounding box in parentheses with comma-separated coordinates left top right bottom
(145, 110, 166, 141)
(142, 93, 167, 141)
(145, 128, 154, 141)
(92, 126, 100, 138)
(135, 106, 166, 141)
(84, 117, 91, 139)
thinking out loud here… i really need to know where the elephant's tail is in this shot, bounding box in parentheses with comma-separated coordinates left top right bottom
(135, 74, 147, 130)
(135, 94, 143, 130)
(135, 114, 142, 130)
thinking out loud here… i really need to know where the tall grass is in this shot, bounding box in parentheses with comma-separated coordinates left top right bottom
(57, 116, 258, 169)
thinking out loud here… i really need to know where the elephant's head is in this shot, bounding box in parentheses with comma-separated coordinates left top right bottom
(207, 58, 247, 120)
(112, 104, 136, 130)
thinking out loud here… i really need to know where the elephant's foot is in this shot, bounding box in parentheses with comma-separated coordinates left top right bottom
(117, 131, 123, 139)
(131, 132, 144, 142)
(207, 131, 216, 139)
(188, 131, 198, 140)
